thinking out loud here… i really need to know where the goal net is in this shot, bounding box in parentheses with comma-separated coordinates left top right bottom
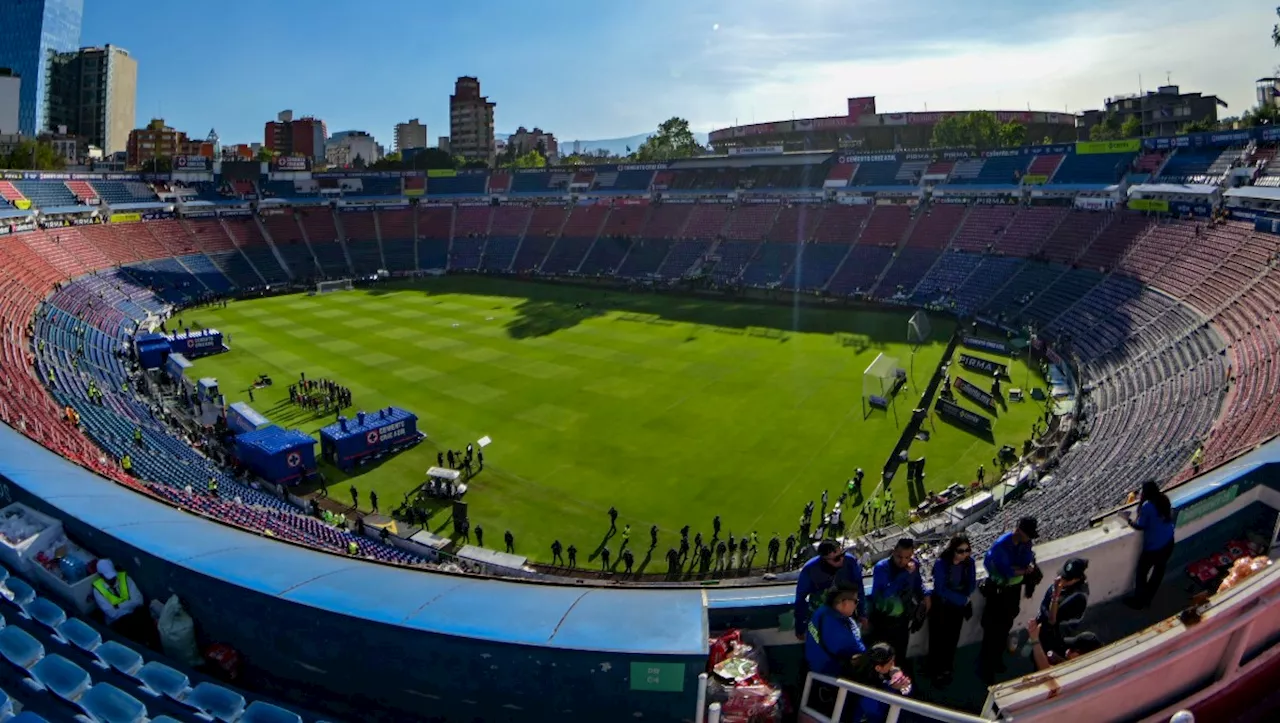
(316, 279, 354, 294)
(907, 310, 931, 346)
(862, 352, 903, 416)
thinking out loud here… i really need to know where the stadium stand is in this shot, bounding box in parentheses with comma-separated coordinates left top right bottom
(681, 204, 731, 239)
(994, 206, 1066, 257)
(612, 167, 657, 191)
(904, 204, 966, 249)
(1039, 209, 1110, 264)
(851, 159, 905, 186)
(826, 245, 894, 295)
(509, 206, 565, 272)
(91, 180, 158, 204)
(1049, 151, 1137, 186)
(1024, 153, 1064, 181)
(811, 204, 870, 243)
(720, 204, 777, 241)
(13, 180, 78, 208)
(766, 204, 824, 243)
(876, 247, 942, 297)
(857, 205, 913, 247)
(377, 207, 416, 272)
(740, 241, 796, 287)
(950, 205, 1016, 252)
(616, 238, 671, 278)
(637, 204, 688, 239)
(974, 154, 1029, 185)
(784, 241, 851, 290)
(340, 210, 384, 274)
(427, 173, 486, 196)
(223, 217, 291, 284)
(64, 180, 98, 205)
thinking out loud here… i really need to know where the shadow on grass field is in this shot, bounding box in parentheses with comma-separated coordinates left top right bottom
(187, 276, 1044, 564)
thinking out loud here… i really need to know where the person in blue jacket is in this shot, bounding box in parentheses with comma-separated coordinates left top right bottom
(927, 533, 977, 686)
(803, 587, 869, 721)
(805, 587, 868, 676)
(868, 538, 928, 670)
(979, 516, 1038, 682)
(794, 540, 866, 640)
(1124, 480, 1175, 609)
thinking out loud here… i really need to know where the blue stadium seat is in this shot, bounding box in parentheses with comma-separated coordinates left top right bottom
(10, 712, 51, 722)
(92, 641, 142, 677)
(0, 579, 35, 610)
(77, 682, 149, 723)
(242, 700, 304, 723)
(27, 654, 90, 703)
(22, 598, 65, 634)
(184, 682, 245, 721)
(53, 618, 101, 653)
(136, 661, 190, 701)
(851, 160, 906, 186)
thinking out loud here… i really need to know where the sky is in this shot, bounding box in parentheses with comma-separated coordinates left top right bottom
(81, 0, 1277, 147)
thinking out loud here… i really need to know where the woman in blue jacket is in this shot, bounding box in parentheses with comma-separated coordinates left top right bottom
(1125, 480, 1175, 609)
(927, 533, 976, 687)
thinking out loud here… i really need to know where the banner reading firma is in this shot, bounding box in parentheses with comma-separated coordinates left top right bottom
(1075, 139, 1141, 155)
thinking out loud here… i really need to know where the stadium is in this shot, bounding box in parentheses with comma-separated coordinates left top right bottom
(0, 125, 1279, 723)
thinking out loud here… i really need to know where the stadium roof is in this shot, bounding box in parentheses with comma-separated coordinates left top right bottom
(0, 423, 709, 656)
(1130, 183, 1219, 196)
(0, 208, 33, 220)
(1225, 186, 1280, 202)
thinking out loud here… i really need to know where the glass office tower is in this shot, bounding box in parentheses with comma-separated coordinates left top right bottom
(0, 0, 84, 135)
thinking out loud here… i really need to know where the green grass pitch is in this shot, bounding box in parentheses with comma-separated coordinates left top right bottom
(186, 277, 1044, 567)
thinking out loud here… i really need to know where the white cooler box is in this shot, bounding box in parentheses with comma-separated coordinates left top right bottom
(0, 503, 64, 577)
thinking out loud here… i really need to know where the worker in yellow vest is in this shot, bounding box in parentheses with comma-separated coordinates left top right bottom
(121, 454, 132, 474)
(347, 540, 359, 556)
(91, 559, 143, 628)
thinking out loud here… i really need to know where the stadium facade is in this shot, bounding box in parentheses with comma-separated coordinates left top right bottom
(0, 125, 1279, 720)
(707, 95, 1079, 153)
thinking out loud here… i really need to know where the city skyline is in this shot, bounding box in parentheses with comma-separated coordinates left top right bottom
(45, 0, 1280, 148)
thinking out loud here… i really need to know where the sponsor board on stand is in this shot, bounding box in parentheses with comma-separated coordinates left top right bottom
(958, 353, 1009, 377)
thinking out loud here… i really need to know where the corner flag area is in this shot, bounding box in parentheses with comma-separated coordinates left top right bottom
(189, 277, 1044, 564)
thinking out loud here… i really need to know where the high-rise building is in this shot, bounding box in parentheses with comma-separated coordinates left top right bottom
(46, 45, 137, 155)
(508, 126, 559, 163)
(0, 0, 83, 136)
(264, 110, 327, 164)
(394, 119, 427, 151)
(0, 69, 19, 134)
(325, 130, 381, 167)
(449, 76, 495, 165)
(127, 118, 199, 167)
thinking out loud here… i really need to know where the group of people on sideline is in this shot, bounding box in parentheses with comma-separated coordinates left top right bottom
(797, 480, 1176, 718)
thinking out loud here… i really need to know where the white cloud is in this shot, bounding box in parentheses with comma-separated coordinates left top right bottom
(656, 0, 1275, 133)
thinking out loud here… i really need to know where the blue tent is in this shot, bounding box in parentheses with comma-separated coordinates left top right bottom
(234, 425, 317, 485)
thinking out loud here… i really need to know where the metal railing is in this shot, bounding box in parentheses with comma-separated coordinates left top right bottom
(798, 672, 990, 723)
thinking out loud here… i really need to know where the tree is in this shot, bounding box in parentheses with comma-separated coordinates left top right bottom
(505, 149, 546, 169)
(930, 111, 1023, 149)
(404, 148, 454, 171)
(997, 121, 1027, 147)
(351, 154, 367, 169)
(1273, 5, 1280, 47)
(1241, 104, 1280, 127)
(634, 117, 702, 161)
(1179, 117, 1219, 134)
(1088, 112, 1125, 141)
(254, 147, 275, 162)
(147, 155, 173, 173)
(1119, 115, 1143, 138)
(1, 139, 66, 170)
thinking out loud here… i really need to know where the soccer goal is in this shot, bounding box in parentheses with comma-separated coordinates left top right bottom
(907, 310, 931, 346)
(862, 352, 903, 418)
(316, 279, 354, 294)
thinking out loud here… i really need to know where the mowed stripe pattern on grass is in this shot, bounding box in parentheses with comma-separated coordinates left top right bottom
(188, 278, 1038, 564)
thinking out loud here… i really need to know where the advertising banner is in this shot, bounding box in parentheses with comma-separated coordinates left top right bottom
(109, 212, 143, 224)
(1076, 139, 1140, 155)
(427, 169, 457, 178)
(954, 377, 996, 410)
(1128, 198, 1170, 212)
(727, 145, 784, 156)
(961, 335, 1009, 354)
(167, 329, 224, 358)
(959, 353, 1009, 377)
(847, 96, 877, 117)
(935, 397, 992, 434)
(274, 156, 310, 172)
(173, 155, 212, 170)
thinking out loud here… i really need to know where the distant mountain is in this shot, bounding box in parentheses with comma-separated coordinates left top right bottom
(496, 131, 710, 159)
